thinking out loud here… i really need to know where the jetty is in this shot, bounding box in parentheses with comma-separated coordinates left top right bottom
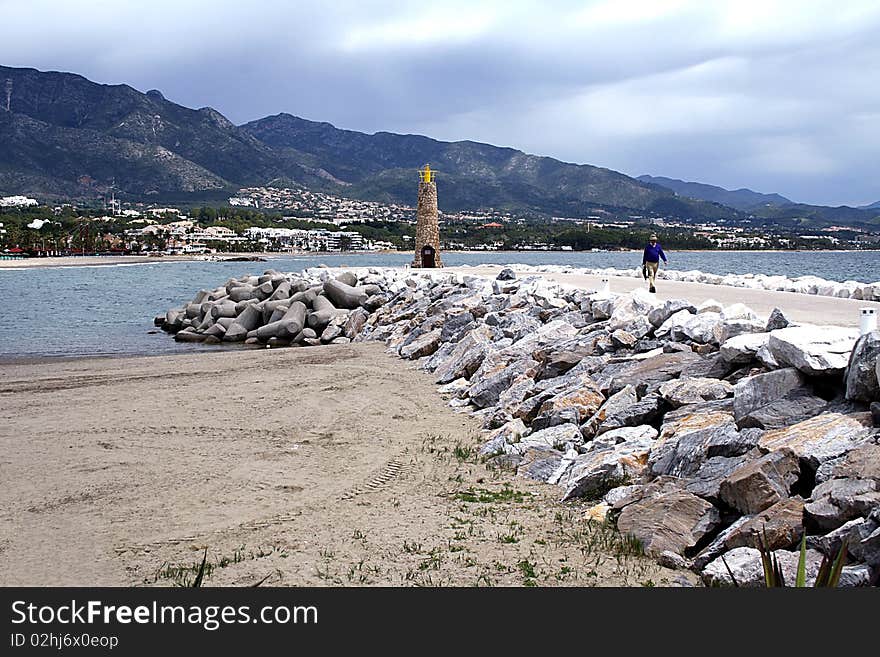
(449, 265, 880, 329)
(156, 264, 880, 586)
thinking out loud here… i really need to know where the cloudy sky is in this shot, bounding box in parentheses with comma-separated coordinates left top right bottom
(2, 0, 878, 206)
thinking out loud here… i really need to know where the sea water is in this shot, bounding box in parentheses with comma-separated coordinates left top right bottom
(1, 250, 877, 359)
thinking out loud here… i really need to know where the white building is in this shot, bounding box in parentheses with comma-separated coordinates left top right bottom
(0, 195, 38, 208)
(243, 227, 366, 251)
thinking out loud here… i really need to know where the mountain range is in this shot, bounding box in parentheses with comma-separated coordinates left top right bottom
(636, 175, 792, 211)
(1, 64, 877, 226)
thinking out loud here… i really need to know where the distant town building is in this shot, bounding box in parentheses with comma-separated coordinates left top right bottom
(243, 227, 368, 252)
(0, 195, 38, 207)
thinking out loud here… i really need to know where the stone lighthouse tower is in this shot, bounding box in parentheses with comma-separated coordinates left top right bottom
(411, 164, 443, 268)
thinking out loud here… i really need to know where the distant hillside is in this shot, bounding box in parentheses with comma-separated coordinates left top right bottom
(636, 175, 792, 211)
(0, 65, 738, 219)
(0, 66, 341, 198)
(241, 113, 739, 218)
(861, 200, 880, 210)
(0, 64, 875, 226)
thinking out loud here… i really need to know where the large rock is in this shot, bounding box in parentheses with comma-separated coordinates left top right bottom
(701, 547, 764, 587)
(343, 307, 369, 339)
(681, 312, 722, 344)
(433, 326, 496, 383)
(649, 411, 740, 478)
(845, 331, 880, 402)
(755, 343, 780, 370)
(648, 299, 696, 327)
(469, 358, 538, 409)
(658, 377, 733, 408)
(697, 299, 723, 314)
(713, 319, 766, 346)
(517, 447, 564, 482)
(610, 329, 637, 349)
(732, 368, 805, 421)
(479, 419, 528, 458)
(536, 348, 592, 380)
(724, 497, 805, 551)
(765, 307, 792, 331)
(588, 425, 658, 451)
(691, 516, 752, 571)
(719, 333, 771, 364)
(757, 412, 874, 470)
(617, 488, 721, 555)
(701, 546, 824, 587)
(720, 303, 757, 321)
(685, 453, 756, 501)
(737, 391, 828, 430)
(606, 290, 661, 330)
(654, 309, 694, 341)
(607, 351, 703, 395)
(399, 329, 442, 360)
(718, 448, 800, 514)
(581, 384, 638, 439)
(767, 325, 860, 375)
(594, 393, 664, 434)
(804, 477, 880, 531)
(537, 376, 605, 424)
(828, 442, 880, 482)
(557, 428, 656, 500)
(808, 514, 880, 567)
(440, 311, 476, 343)
(509, 423, 583, 455)
(501, 319, 579, 359)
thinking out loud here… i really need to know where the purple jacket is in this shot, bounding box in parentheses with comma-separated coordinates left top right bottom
(643, 243, 667, 264)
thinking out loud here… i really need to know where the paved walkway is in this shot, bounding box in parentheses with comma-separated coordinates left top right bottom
(447, 265, 880, 329)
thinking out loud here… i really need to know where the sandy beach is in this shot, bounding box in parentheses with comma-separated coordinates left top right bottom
(0, 343, 685, 587)
(0, 255, 202, 268)
(0, 254, 282, 269)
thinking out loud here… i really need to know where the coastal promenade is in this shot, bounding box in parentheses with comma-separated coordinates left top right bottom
(449, 265, 880, 329)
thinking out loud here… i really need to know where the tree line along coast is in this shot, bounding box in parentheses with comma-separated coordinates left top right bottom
(2, 201, 878, 258)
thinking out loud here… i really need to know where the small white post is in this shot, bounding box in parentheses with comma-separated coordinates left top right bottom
(601, 278, 610, 295)
(860, 308, 877, 336)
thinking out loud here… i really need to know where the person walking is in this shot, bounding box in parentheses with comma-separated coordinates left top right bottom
(642, 234, 667, 293)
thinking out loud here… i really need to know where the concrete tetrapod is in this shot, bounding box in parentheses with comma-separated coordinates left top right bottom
(335, 271, 358, 287)
(307, 295, 343, 331)
(252, 301, 308, 340)
(223, 302, 264, 342)
(323, 278, 368, 310)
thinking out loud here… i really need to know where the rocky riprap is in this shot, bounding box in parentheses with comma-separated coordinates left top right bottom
(159, 265, 880, 587)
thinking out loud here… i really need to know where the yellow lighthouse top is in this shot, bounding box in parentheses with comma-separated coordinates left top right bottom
(419, 164, 435, 183)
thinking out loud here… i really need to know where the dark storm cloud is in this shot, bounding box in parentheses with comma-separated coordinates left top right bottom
(1, 0, 878, 205)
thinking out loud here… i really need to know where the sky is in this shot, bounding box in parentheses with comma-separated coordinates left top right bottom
(1, 0, 878, 206)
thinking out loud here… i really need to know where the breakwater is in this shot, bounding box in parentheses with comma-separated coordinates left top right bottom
(457, 263, 880, 301)
(162, 264, 879, 585)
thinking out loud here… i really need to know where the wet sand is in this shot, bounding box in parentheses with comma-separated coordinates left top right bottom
(0, 343, 684, 587)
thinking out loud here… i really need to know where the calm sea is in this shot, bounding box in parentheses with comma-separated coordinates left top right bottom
(1, 250, 878, 359)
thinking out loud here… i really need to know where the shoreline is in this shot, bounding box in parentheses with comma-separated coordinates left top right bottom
(0, 251, 400, 270)
(3, 247, 879, 270)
